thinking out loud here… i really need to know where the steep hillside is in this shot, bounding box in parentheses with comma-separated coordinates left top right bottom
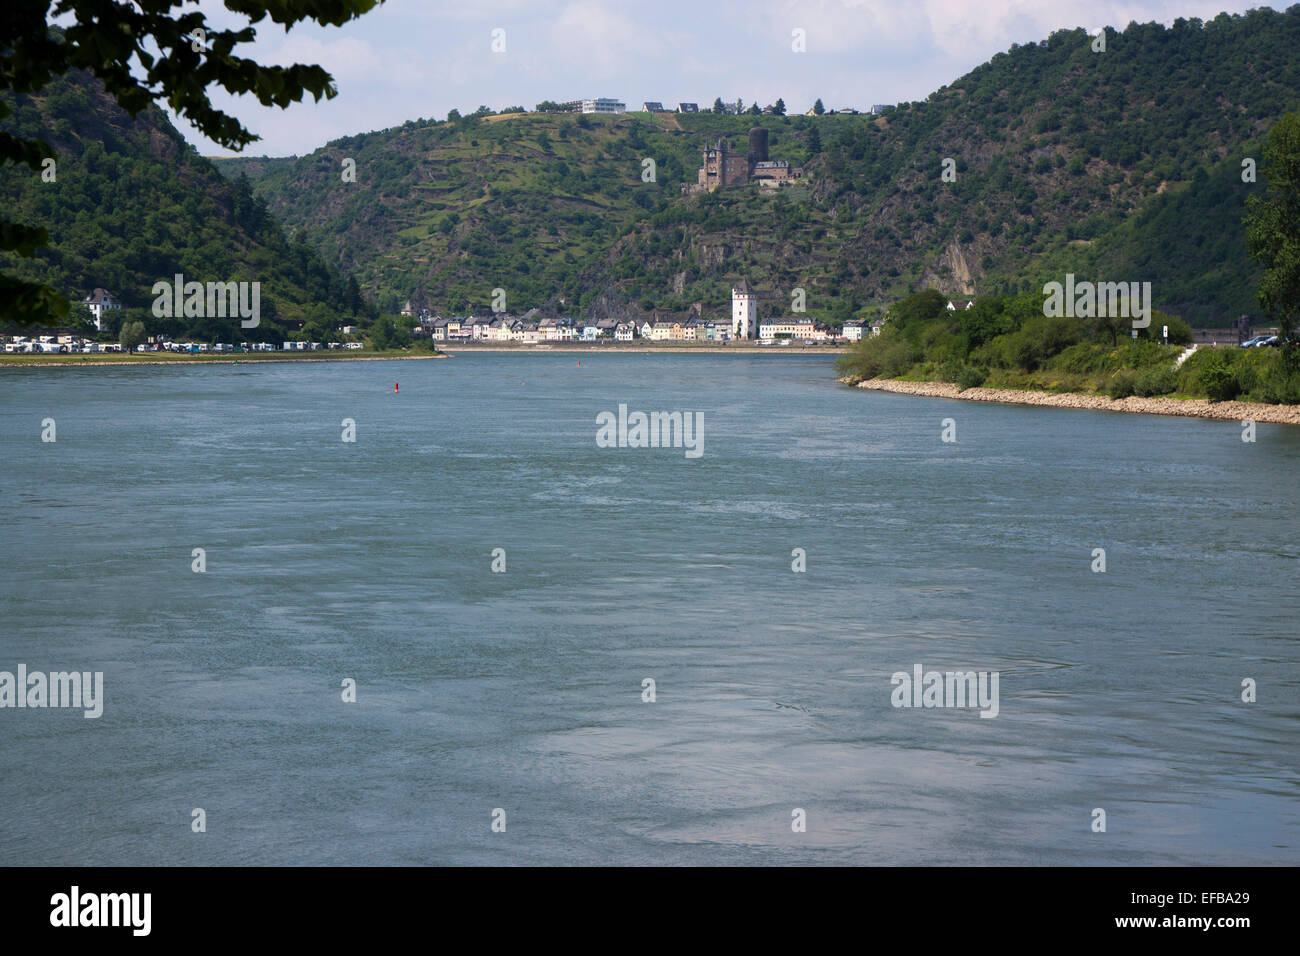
(216, 8, 1300, 325)
(1, 70, 366, 336)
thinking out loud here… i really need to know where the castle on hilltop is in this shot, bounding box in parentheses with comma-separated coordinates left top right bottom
(688, 128, 798, 193)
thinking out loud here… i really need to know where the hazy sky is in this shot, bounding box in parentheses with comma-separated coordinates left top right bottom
(138, 1, 1279, 157)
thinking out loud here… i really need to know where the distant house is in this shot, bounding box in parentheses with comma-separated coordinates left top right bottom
(642, 101, 664, 113)
(870, 318, 887, 337)
(638, 318, 656, 340)
(83, 288, 121, 331)
(842, 320, 865, 342)
(581, 323, 599, 341)
(677, 102, 698, 113)
(580, 98, 625, 114)
(946, 299, 974, 311)
(400, 300, 413, 317)
(341, 325, 359, 335)
(759, 319, 797, 341)
(615, 322, 636, 342)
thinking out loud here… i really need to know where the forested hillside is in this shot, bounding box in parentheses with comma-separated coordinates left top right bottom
(0, 70, 368, 339)
(217, 7, 1300, 326)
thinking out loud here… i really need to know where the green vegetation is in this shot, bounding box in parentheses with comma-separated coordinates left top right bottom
(213, 9, 1300, 325)
(1245, 112, 1300, 374)
(0, 70, 385, 345)
(836, 287, 1298, 404)
(1, 3, 380, 325)
(118, 319, 145, 351)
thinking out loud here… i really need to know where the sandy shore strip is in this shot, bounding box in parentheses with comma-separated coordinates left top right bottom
(850, 377, 1300, 425)
(1, 353, 447, 369)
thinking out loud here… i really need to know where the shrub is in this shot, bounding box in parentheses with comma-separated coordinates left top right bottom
(1258, 368, 1300, 404)
(1124, 338, 1168, 369)
(834, 330, 916, 381)
(1198, 359, 1241, 402)
(938, 360, 963, 383)
(1232, 362, 1259, 398)
(1134, 366, 1177, 397)
(998, 314, 1085, 371)
(1052, 342, 1121, 375)
(956, 366, 987, 391)
(1108, 370, 1138, 399)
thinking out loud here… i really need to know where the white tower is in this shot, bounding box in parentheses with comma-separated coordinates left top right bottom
(732, 280, 757, 339)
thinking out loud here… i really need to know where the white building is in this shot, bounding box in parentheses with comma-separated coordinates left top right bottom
(83, 289, 120, 331)
(842, 320, 865, 342)
(732, 279, 758, 340)
(580, 98, 625, 114)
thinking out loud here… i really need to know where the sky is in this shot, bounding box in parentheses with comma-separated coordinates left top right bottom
(110, 0, 1283, 157)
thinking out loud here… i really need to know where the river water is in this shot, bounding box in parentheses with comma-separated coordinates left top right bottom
(1, 354, 1296, 864)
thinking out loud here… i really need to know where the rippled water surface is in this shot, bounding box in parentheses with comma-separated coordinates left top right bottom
(1, 354, 1297, 864)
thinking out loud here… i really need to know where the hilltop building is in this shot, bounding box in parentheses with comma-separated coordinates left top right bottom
(691, 128, 796, 192)
(559, 98, 625, 114)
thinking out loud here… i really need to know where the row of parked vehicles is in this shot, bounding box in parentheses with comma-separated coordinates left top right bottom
(1240, 335, 1281, 347)
(5, 340, 367, 355)
(3, 342, 125, 353)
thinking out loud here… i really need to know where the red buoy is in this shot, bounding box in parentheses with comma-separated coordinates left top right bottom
(394, 382, 399, 393)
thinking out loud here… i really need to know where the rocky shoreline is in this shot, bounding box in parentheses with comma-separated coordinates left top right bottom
(849, 377, 1300, 425)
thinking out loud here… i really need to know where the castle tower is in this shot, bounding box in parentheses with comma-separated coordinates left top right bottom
(732, 280, 757, 339)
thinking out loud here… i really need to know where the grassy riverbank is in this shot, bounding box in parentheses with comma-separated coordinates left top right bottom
(836, 290, 1300, 406)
